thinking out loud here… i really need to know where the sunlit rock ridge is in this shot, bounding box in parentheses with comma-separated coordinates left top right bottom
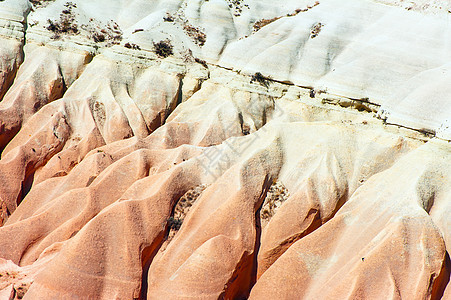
(0, 0, 450, 299)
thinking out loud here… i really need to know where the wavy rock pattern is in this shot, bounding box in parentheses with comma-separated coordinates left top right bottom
(0, 0, 450, 299)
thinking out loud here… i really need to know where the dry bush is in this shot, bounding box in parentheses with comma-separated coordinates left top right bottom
(124, 42, 141, 50)
(154, 40, 173, 58)
(195, 57, 208, 68)
(250, 72, 271, 88)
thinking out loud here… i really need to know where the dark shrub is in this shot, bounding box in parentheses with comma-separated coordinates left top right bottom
(153, 40, 173, 58)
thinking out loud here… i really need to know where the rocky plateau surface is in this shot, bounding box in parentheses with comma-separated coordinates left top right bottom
(0, 0, 450, 299)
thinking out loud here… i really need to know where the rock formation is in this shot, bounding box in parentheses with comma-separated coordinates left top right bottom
(0, 0, 450, 299)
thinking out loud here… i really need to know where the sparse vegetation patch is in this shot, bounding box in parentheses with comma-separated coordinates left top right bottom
(164, 185, 207, 244)
(253, 1, 320, 32)
(14, 283, 29, 299)
(46, 2, 78, 38)
(260, 181, 290, 227)
(183, 23, 207, 46)
(45, 2, 123, 45)
(253, 16, 281, 32)
(89, 20, 122, 45)
(81, 19, 123, 45)
(167, 216, 183, 231)
(180, 49, 209, 68)
(163, 12, 207, 46)
(310, 22, 324, 38)
(226, 0, 250, 17)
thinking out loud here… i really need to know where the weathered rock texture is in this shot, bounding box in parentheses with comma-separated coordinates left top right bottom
(0, 0, 450, 299)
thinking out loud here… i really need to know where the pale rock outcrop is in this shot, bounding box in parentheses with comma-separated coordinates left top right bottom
(0, 46, 89, 151)
(0, 39, 23, 102)
(218, 0, 451, 137)
(250, 140, 451, 299)
(0, 0, 30, 151)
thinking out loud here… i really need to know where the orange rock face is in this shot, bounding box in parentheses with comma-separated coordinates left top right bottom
(1, 1, 451, 299)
